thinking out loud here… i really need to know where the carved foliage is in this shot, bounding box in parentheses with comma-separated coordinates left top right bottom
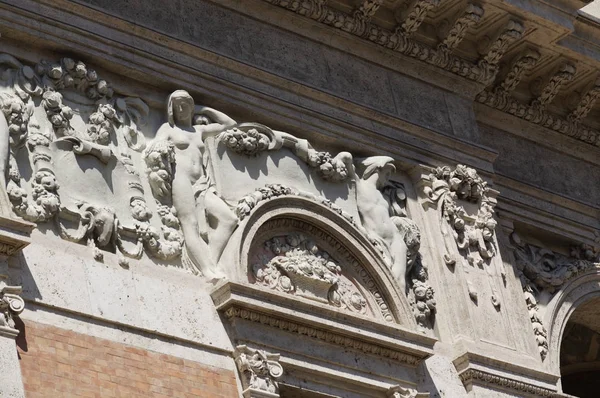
(233, 345, 283, 396)
(0, 55, 151, 260)
(142, 141, 184, 261)
(511, 233, 600, 360)
(398, 0, 440, 37)
(423, 165, 497, 267)
(250, 217, 395, 322)
(438, 4, 484, 52)
(253, 233, 368, 315)
(568, 78, 600, 123)
(531, 63, 576, 110)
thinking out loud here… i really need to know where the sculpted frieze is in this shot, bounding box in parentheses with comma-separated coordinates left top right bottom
(0, 53, 434, 328)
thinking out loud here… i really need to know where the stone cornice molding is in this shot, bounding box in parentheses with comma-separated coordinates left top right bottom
(261, 0, 600, 149)
(212, 282, 435, 367)
(458, 369, 567, 397)
(262, 0, 517, 87)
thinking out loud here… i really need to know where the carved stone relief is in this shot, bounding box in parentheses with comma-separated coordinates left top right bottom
(233, 345, 283, 398)
(0, 53, 433, 328)
(421, 165, 502, 309)
(511, 233, 600, 360)
(252, 233, 368, 315)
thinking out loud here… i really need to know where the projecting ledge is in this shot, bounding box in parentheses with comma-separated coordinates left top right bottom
(211, 281, 436, 367)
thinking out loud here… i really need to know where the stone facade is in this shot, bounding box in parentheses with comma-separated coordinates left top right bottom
(0, 0, 598, 397)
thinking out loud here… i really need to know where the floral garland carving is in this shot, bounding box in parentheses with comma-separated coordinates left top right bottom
(423, 165, 497, 267)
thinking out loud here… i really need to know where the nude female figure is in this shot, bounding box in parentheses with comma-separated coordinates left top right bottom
(150, 90, 238, 279)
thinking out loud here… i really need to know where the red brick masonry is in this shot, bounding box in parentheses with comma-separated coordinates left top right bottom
(17, 320, 238, 398)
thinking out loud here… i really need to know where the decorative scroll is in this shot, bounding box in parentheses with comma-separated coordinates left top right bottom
(0, 284, 25, 330)
(234, 345, 283, 397)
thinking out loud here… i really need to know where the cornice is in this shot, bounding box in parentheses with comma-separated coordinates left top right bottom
(260, 0, 600, 150)
(212, 282, 436, 367)
(459, 369, 568, 397)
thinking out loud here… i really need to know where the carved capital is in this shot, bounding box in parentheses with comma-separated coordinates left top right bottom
(234, 345, 283, 398)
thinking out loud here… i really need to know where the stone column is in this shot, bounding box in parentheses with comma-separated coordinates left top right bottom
(233, 345, 283, 398)
(0, 216, 34, 398)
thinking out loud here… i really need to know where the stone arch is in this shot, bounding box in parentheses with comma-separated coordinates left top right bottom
(219, 195, 417, 328)
(544, 270, 600, 386)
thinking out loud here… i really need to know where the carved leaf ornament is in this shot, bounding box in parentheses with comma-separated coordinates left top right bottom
(423, 165, 497, 268)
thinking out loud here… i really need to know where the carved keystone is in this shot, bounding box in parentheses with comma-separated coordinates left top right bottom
(234, 345, 283, 398)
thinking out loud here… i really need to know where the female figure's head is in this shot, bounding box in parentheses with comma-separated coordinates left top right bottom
(167, 90, 195, 127)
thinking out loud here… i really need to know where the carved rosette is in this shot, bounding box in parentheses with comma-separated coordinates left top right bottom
(233, 345, 283, 398)
(511, 233, 600, 360)
(252, 233, 368, 315)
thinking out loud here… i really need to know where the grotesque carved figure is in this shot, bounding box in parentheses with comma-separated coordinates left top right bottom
(145, 90, 238, 278)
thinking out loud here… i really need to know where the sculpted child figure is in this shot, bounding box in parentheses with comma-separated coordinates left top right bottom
(148, 90, 238, 279)
(349, 156, 410, 292)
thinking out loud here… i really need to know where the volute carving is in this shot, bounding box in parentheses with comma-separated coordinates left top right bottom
(0, 284, 25, 331)
(233, 345, 283, 398)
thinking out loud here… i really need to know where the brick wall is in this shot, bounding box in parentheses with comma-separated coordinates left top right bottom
(17, 320, 239, 398)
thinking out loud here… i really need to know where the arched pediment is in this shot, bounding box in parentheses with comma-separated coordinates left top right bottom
(220, 195, 416, 328)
